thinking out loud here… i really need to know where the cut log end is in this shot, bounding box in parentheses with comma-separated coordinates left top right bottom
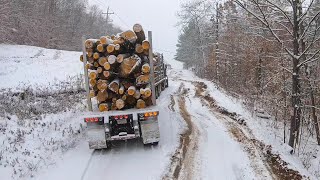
(141, 63, 150, 74)
(108, 55, 117, 65)
(99, 103, 110, 112)
(103, 62, 111, 70)
(93, 52, 100, 60)
(128, 86, 136, 96)
(107, 44, 115, 53)
(116, 99, 125, 110)
(136, 99, 146, 109)
(142, 40, 150, 50)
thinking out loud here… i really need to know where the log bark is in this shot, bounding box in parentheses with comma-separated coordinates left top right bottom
(134, 90, 141, 99)
(117, 54, 130, 63)
(85, 39, 98, 49)
(97, 80, 108, 91)
(119, 55, 141, 77)
(133, 24, 145, 44)
(108, 79, 120, 93)
(120, 30, 137, 43)
(89, 90, 96, 98)
(135, 44, 144, 54)
(100, 36, 113, 45)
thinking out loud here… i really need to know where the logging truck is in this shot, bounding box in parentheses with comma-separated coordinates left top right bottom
(81, 29, 168, 149)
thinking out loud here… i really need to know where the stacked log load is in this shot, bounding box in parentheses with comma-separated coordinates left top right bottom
(80, 24, 162, 112)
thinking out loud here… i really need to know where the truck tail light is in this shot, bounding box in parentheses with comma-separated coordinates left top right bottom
(144, 111, 158, 117)
(84, 117, 104, 123)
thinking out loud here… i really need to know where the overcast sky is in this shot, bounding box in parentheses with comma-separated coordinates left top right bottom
(88, 0, 183, 63)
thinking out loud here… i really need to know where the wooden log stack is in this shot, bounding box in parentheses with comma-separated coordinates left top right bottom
(80, 24, 160, 112)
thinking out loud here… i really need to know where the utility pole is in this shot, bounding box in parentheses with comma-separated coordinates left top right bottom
(102, 6, 114, 33)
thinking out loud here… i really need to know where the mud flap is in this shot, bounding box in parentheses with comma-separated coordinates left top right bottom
(139, 118, 160, 144)
(87, 126, 108, 149)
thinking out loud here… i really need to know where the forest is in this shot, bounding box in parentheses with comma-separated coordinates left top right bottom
(176, 0, 320, 156)
(0, 0, 121, 51)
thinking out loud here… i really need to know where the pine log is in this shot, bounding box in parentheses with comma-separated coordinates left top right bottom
(136, 74, 150, 85)
(87, 51, 93, 58)
(85, 63, 94, 70)
(98, 57, 108, 66)
(89, 90, 96, 98)
(93, 52, 100, 60)
(88, 57, 95, 64)
(97, 80, 108, 91)
(134, 90, 141, 99)
(108, 79, 120, 93)
(119, 55, 141, 77)
(117, 54, 130, 63)
(94, 62, 99, 68)
(116, 99, 125, 110)
(127, 86, 136, 96)
(85, 39, 98, 49)
(135, 44, 144, 54)
(121, 95, 127, 101)
(89, 71, 98, 79)
(119, 85, 125, 95)
(97, 67, 103, 74)
(144, 85, 152, 98)
(136, 99, 146, 109)
(99, 103, 111, 112)
(141, 63, 150, 74)
(133, 24, 145, 44)
(126, 95, 137, 106)
(89, 79, 97, 87)
(115, 44, 121, 51)
(111, 35, 116, 40)
(120, 30, 137, 43)
(108, 55, 117, 65)
(121, 80, 134, 89)
(107, 44, 116, 53)
(142, 40, 150, 50)
(97, 90, 108, 102)
(100, 36, 113, 45)
(103, 62, 111, 70)
(80, 55, 84, 62)
(140, 88, 145, 95)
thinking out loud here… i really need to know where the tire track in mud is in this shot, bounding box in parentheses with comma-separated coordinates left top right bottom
(163, 83, 200, 180)
(193, 81, 304, 180)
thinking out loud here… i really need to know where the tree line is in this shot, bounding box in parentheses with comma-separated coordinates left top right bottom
(0, 0, 121, 51)
(176, 0, 320, 153)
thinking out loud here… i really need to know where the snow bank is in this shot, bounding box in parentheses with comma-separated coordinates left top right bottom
(0, 44, 83, 90)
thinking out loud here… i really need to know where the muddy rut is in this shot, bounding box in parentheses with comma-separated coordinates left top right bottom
(163, 83, 200, 180)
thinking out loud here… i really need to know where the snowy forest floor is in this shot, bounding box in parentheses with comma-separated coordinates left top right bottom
(0, 45, 319, 180)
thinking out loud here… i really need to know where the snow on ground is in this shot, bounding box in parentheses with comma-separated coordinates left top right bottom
(179, 80, 257, 179)
(173, 69, 319, 179)
(0, 44, 82, 90)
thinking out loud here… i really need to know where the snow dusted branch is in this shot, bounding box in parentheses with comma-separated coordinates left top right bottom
(235, 0, 295, 58)
(264, 0, 293, 26)
(297, 49, 320, 68)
